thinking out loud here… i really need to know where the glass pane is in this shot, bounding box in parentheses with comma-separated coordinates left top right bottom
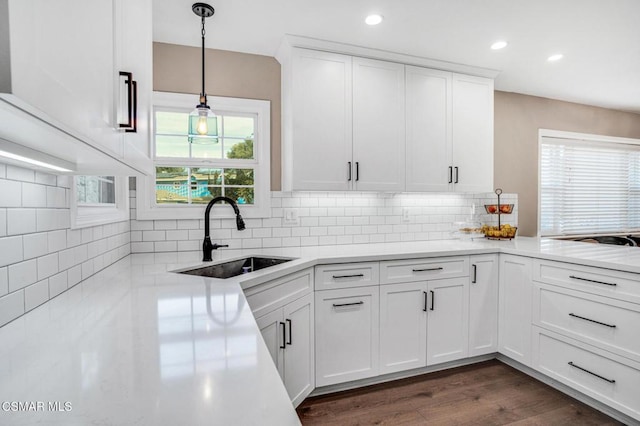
(224, 168, 254, 186)
(156, 135, 189, 158)
(192, 187, 222, 204)
(224, 138, 254, 159)
(225, 187, 254, 205)
(77, 176, 115, 204)
(188, 114, 218, 137)
(156, 111, 189, 135)
(155, 167, 189, 204)
(224, 116, 254, 138)
(192, 168, 223, 185)
(191, 138, 222, 159)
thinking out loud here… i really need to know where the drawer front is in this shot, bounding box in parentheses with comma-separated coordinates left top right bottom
(534, 259, 640, 304)
(315, 262, 379, 290)
(533, 328, 640, 420)
(380, 257, 468, 284)
(245, 269, 312, 318)
(534, 284, 640, 363)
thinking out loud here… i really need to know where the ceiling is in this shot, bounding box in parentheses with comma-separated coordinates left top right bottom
(153, 0, 640, 114)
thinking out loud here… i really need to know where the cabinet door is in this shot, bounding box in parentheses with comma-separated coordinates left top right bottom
(315, 286, 379, 386)
(427, 277, 469, 365)
(405, 66, 452, 192)
(451, 74, 494, 192)
(289, 49, 353, 191)
(499, 255, 533, 366)
(256, 309, 285, 378)
(379, 282, 428, 375)
(283, 293, 314, 407)
(353, 57, 405, 192)
(469, 255, 499, 356)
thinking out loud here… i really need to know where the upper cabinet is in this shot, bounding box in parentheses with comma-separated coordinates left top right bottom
(278, 37, 496, 193)
(0, 0, 152, 175)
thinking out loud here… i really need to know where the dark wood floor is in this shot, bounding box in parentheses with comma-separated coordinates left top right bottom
(297, 360, 623, 425)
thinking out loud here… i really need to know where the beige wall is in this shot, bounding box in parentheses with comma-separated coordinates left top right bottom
(153, 42, 282, 190)
(494, 91, 640, 236)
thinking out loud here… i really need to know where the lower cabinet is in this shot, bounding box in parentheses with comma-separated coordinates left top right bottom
(315, 285, 380, 386)
(498, 254, 533, 366)
(469, 254, 499, 356)
(255, 293, 314, 407)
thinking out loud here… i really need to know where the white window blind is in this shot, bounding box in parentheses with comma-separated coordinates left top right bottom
(540, 137, 640, 236)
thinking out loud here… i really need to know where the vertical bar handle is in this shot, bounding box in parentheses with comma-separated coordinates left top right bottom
(348, 162, 352, 181)
(454, 167, 459, 184)
(423, 291, 428, 312)
(118, 71, 133, 129)
(472, 264, 477, 283)
(286, 319, 292, 345)
(430, 290, 435, 311)
(356, 162, 360, 181)
(448, 166, 453, 184)
(279, 322, 286, 349)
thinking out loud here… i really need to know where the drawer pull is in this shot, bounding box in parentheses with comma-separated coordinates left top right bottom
(332, 274, 365, 279)
(412, 267, 444, 272)
(569, 275, 617, 287)
(568, 362, 616, 384)
(332, 301, 364, 308)
(569, 313, 616, 328)
(279, 322, 286, 349)
(423, 291, 428, 312)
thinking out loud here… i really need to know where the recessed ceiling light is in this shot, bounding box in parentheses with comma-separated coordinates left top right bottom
(547, 53, 564, 62)
(491, 41, 508, 50)
(365, 14, 383, 25)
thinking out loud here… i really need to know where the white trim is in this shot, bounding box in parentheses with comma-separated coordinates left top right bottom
(136, 92, 271, 220)
(71, 177, 129, 229)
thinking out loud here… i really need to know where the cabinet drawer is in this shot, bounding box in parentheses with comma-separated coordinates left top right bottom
(534, 284, 640, 363)
(314, 262, 379, 290)
(245, 269, 312, 318)
(533, 259, 640, 304)
(533, 328, 640, 421)
(380, 257, 468, 284)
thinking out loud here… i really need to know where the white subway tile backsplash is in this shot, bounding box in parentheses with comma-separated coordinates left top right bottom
(0, 267, 7, 296)
(8, 259, 37, 292)
(25, 279, 49, 312)
(143, 230, 165, 242)
(0, 290, 24, 327)
(23, 232, 49, 259)
(48, 271, 68, 298)
(166, 230, 188, 241)
(0, 236, 24, 267)
(7, 165, 34, 182)
(0, 209, 6, 237)
(22, 182, 47, 208)
(46, 186, 67, 208)
(154, 241, 177, 252)
(154, 220, 177, 230)
(0, 180, 22, 207)
(47, 230, 67, 253)
(67, 265, 82, 288)
(8, 208, 37, 235)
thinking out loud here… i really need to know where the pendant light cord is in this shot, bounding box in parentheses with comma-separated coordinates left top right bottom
(201, 15, 206, 100)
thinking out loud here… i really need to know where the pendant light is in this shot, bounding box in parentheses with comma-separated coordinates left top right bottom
(189, 2, 217, 138)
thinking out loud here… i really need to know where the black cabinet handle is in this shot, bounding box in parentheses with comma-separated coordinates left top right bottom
(423, 291, 428, 312)
(127, 80, 138, 133)
(279, 322, 286, 349)
(286, 319, 292, 345)
(430, 290, 435, 311)
(472, 264, 477, 283)
(569, 313, 616, 328)
(454, 167, 459, 184)
(448, 166, 453, 184)
(356, 162, 360, 181)
(348, 162, 352, 181)
(332, 274, 364, 279)
(118, 71, 137, 133)
(568, 362, 615, 383)
(569, 275, 617, 287)
(333, 301, 364, 308)
(412, 267, 443, 272)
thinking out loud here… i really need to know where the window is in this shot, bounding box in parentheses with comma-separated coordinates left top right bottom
(136, 92, 271, 220)
(71, 176, 129, 228)
(539, 130, 640, 236)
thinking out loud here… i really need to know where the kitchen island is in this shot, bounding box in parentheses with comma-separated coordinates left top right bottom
(0, 237, 639, 425)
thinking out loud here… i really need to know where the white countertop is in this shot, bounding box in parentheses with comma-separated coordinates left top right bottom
(1, 236, 639, 425)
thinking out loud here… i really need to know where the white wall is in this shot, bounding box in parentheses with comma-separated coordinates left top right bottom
(0, 164, 130, 327)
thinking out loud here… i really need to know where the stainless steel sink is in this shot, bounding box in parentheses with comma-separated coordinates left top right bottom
(177, 256, 294, 279)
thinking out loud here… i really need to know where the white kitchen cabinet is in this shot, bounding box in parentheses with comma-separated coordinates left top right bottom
(498, 254, 533, 366)
(427, 277, 470, 365)
(451, 73, 494, 192)
(255, 293, 314, 407)
(0, 0, 152, 175)
(379, 282, 428, 375)
(352, 57, 405, 192)
(405, 66, 452, 192)
(315, 286, 380, 386)
(468, 254, 499, 356)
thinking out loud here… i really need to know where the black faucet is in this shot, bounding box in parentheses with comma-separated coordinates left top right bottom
(203, 196, 246, 261)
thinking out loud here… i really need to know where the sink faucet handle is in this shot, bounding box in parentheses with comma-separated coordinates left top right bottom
(212, 243, 229, 249)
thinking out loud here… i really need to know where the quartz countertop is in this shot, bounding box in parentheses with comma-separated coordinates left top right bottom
(1, 237, 639, 425)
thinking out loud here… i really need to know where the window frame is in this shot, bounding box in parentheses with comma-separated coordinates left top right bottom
(136, 92, 271, 220)
(71, 176, 129, 229)
(537, 129, 640, 237)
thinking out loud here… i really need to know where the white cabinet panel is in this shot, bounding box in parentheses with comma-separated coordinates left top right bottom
(498, 255, 533, 366)
(380, 257, 468, 284)
(352, 57, 405, 192)
(427, 277, 469, 365)
(256, 309, 285, 376)
(379, 282, 427, 374)
(405, 66, 452, 192)
(315, 286, 379, 386)
(283, 293, 314, 407)
(469, 254, 499, 356)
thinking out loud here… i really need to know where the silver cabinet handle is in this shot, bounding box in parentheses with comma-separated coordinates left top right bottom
(569, 313, 616, 328)
(568, 362, 615, 383)
(332, 301, 364, 308)
(412, 267, 443, 272)
(569, 275, 617, 287)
